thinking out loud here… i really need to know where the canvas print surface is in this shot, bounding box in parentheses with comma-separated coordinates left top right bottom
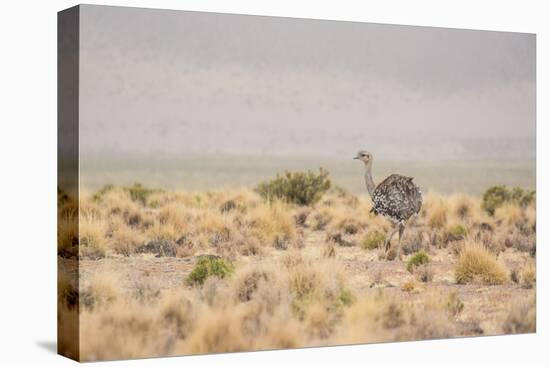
(58, 5, 536, 362)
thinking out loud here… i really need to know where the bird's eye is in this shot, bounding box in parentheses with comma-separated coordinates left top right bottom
(361, 153, 366, 157)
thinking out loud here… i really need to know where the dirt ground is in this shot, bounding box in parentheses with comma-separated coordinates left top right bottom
(65, 227, 534, 338)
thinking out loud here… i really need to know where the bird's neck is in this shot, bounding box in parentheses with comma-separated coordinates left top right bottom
(364, 162, 375, 198)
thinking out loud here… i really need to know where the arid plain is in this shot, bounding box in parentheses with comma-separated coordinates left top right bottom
(58, 171, 536, 361)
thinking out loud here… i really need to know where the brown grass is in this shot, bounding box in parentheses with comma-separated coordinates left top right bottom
(455, 242, 509, 285)
(520, 261, 536, 289)
(502, 295, 536, 334)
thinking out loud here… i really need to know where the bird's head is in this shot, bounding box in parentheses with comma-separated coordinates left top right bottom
(353, 150, 373, 165)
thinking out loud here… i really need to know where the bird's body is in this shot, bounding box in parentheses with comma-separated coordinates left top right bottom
(354, 151, 422, 260)
(371, 174, 422, 224)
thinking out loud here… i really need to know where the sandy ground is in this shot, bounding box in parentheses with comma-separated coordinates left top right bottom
(64, 227, 534, 338)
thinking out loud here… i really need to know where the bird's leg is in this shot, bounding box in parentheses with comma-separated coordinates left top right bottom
(396, 222, 406, 260)
(384, 224, 399, 252)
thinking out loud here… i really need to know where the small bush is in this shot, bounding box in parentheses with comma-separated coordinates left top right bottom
(455, 244, 508, 285)
(58, 273, 78, 308)
(445, 224, 468, 242)
(125, 183, 156, 206)
(361, 231, 385, 250)
(407, 251, 430, 273)
(255, 168, 331, 206)
(220, 200, 237, 213)
(327, 231, 355, 247)
(186, 256, 234, 286)
(137, 239, 177, 257)
(294, 209, 310, 227)
(481, 186, 509, 215)
(235, 269, 271, 302)
(338, 288, 356, 307)
(92, 184, 115, 202)
(338, 218, 362, 235)
(520, 262, 536, 289)
(502, 296, 536, 334)
(79, 215, 107, 259)
(58, 216, 79, 258)
(510, 187, 536, 208)
(482, 185, 535, 215)
(312, 210, 332, 230)
(111, 224, 146, 256)
(401, 229, 426, 255)
(428, 202, 447, 229)
(416, 264, 434, 283)
(446, 292, 464, 317)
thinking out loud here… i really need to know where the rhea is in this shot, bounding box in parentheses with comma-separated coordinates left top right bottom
(354, 150, 422, 260)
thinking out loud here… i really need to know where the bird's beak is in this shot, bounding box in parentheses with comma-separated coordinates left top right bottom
(353, 156, 359, 160)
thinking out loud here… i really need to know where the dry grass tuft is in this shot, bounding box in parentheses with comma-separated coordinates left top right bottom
(82, 267, 122, 309)
(425, 195, 448, 229)
(79, 214, 108, 259)
(520, 261, 536, 289)
(455, 243, 508, 285)
(494, 204, 523, 227)
(247, 202, 297, 247)
(111, 225, 145, 256)
(361, 231, 385, 250)
(502, 296, 536, 334)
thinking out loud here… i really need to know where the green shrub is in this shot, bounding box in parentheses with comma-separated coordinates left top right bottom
(361, 231, 385, 250)
(445, 224, 468, 242)
(125, 183, 156, 206)
(337, 288, 356, 307)
(511, 187, 536, 208)
(92, 184, 114, 202)
(186, 256, 234, 286)
(92, 183, 159, 205)
(255, 168, 331, 206)
(482, 185, 535, 215)
(407, 251, 430, 273)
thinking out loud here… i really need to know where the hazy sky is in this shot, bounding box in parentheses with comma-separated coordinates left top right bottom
(79, 5, 535, 160)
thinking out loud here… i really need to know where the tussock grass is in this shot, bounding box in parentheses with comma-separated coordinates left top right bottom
(502, 295, 536, 334)
(406, 251, 430, 273)
(58, 215, 79, 258)
(446, 292, 464, 317)
(520, 261, 536, 289)
(361, 231, 385, 250)
(494, 204, 523, 227)
(455, 243, 508, 285)
(422, 193, 448, 229)
(79, 214, 108, 259)
(444, 224, 468, 242)
(82, 267, 122, 308)
(246, 202, 297, 248)
(111, 225, 145, 256)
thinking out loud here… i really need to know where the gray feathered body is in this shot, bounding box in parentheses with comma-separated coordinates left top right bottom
(370, 174, 422, 223)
